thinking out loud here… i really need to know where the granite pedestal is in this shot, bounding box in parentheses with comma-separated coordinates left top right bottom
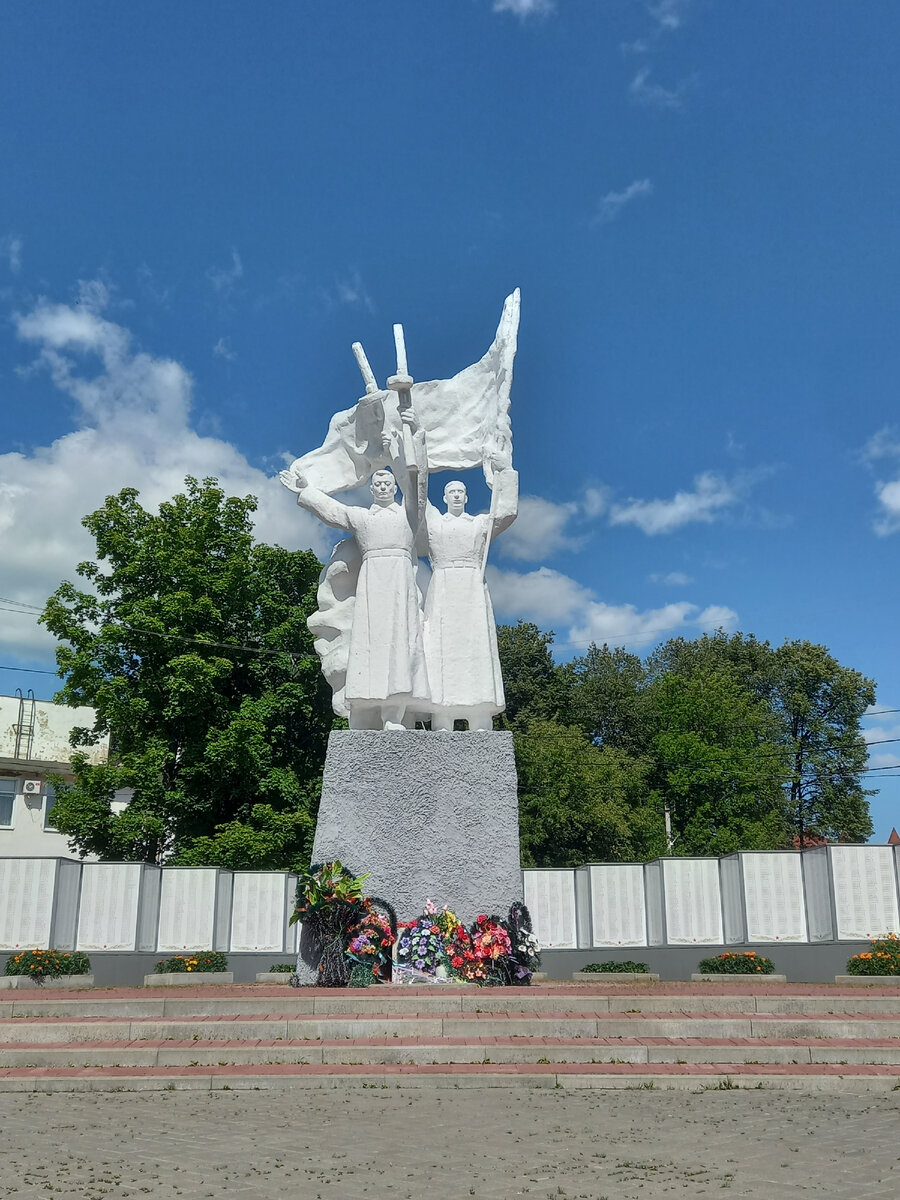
(296, 729, 522, 982)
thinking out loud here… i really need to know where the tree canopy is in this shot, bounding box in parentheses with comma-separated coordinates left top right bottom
(42, 477, 335, 867)
(500, 626, 876, 865)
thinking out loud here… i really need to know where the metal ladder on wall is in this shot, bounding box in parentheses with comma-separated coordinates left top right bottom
(14, 688, 35, 760)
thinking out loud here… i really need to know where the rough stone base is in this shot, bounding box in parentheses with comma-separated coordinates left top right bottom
(296, 730, 522, 983)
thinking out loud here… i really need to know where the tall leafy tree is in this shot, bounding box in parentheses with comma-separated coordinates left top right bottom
(515, 720, 663, 868)
(770, 641, 875, 844)
(41, 477, 335, 866)
(496, 621, 570, 727)
(647, 664, 792, 855)
(561, 642, 649, 754)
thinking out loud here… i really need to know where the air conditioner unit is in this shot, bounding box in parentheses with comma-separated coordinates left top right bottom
(22, 780, 42, 795)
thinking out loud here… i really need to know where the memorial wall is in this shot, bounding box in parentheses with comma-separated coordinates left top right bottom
(1, 847, 900, 952)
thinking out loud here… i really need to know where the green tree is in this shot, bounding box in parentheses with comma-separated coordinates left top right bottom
(647, 664, 792, 855)
(496, 621, 570, 728)
(770, 641, 875, 844)
(515, 719, 664, 867)
(41, 477, 335, 865)
(561, 642, 649, 754)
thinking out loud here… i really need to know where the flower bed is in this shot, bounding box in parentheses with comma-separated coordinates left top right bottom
(4, 949, 91, 979)
(578, 961, 650, 974)
(696, 951, 776, 975)
(153, 952, 229, 974)
(846, 934, 900, 976)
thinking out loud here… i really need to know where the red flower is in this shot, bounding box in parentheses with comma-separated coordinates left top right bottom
(451, 956, 464, 968)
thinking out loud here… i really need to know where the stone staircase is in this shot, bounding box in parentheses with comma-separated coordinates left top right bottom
(3, 982, 900, 1092)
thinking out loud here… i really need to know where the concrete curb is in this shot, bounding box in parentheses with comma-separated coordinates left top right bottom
(143, 972, 234, 987)
(254, 972, 293, 983)
(572, 972, 659, 982)
(834, 975, 900, 985)
(692, 973, 787, 983)
(0, 975, 94, 990)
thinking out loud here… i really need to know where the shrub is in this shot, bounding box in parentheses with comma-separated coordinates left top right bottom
(268, 963, 295, 973)
(580, 961, 650, 974)
(846, 933, 900, 975)
(4, 949, 91, 978)
(153, 952, 228, 974)
(697, 951, 775, 975)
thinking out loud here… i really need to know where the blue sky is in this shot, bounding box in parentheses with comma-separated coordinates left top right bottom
(2, 1, 900, 837)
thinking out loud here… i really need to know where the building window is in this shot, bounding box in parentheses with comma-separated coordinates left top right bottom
(0, 779, 15, 828)
(43, 785, 57, 831)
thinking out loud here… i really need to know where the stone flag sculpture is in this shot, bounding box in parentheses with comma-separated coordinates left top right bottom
(280, 290, 520, 729)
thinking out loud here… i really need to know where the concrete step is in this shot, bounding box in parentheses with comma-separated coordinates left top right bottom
(4, 1010, 900, 1044)
(1, 1061, 900, 1093)
(6, 986, 900, 1092)
(4, 1034, 900, 1068)
(7, 985, 900, 1019)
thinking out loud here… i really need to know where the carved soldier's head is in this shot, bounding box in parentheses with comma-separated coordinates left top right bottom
(443, 480, 467, 516)
(370, 468, 398, 506)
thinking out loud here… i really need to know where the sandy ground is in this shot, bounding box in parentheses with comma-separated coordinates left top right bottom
(0, 1088, 898, 1198)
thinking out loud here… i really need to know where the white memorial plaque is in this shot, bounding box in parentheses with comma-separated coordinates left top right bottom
(802, 848, 833, 942)
(157, 868, 218, 951)
(831, 846, 900, 940)
(523, 869, 577, 948)
(742, 853, 807, 943)
(77, 863, 143, 951)
(720, 855, 744, 944)
(589, 864, 646, 947)
(0, 858, 58, 949)
(230, 873, 289, 952)
(644, 860, 664, 946)
(662, 858, 723, 944)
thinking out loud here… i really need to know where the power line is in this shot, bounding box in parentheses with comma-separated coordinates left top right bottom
(0, 664, 58, 675)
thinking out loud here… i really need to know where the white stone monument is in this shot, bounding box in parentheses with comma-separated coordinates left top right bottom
(280, 294, 524, 972)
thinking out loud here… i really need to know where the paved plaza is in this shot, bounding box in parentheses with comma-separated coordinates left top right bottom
(0, 1087, 897, 1199)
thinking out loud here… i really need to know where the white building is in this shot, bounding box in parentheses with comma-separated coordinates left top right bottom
(0, 691, 111, 858)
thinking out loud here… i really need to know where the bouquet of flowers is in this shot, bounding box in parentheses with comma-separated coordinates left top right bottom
(346, 908, 395, 984)
(397, 914, 447, 974)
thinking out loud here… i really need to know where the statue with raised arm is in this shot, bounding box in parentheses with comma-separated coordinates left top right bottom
(280, 406, 429, 730)
(422, 436, 518, 731)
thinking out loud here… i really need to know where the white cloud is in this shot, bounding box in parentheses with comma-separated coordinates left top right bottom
(498, 495, 578, 560)
(582, 486, 608, 518)
(650, 571, 694, 586)
(696, 604, 738, 631)
(647, 0, 691, 32)
(333, 270, 374, 313)
(629, 66, 694, 110)
(1, 234, 22, 274)
(862, 427, 900, 535)
(213, 337, 237, 362)
(591, 179, 653, 226)
(487, 565, 593, 625)
(860, 719, 900, 771)
(609, 472, 737, 535)
(206, 248, 243, 297)
(492, 0, 555, 17)
(0, 287, 329, 662)
(487, 564, 737, 652)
